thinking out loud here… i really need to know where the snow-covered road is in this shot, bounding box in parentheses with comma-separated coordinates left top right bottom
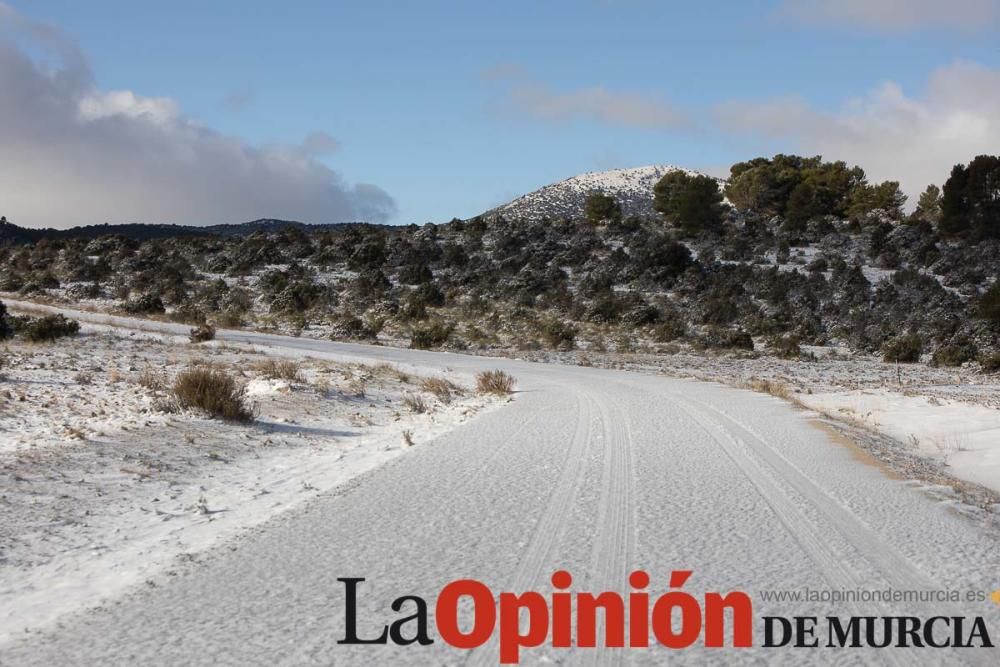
(3, 301, 1000, 665)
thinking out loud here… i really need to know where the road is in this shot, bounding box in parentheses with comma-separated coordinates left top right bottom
(3, 301, 1000, 665)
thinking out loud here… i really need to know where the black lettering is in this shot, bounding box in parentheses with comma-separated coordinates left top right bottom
(389, 595, 433, 646)
(338, 577, 389, 645)
(763, 617, 793, 647)
(795, 617, 818, 647)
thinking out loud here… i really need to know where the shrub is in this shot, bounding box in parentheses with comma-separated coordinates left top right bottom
(330, 314, 374, 341)
(652, 320, 686, 342)
(541, 319, 577, 351)
(410, 320, 453, 349)
(0, 301, 11, 340)
(976, 283, 1000, 325)
(881, 334, 922, 363)
(172, 367, 255, 422)
(476, 370, 516, 395)
(768, 334, 803, 359)
(20, 314, 80, 342)
(189, 323, 216, 343)
(978, 353, 1000, 373)
(121, 293, 165, 315)
(931, 341, 977, 367)
(702, 327, 754, 351)
(66, 283, 101, 300)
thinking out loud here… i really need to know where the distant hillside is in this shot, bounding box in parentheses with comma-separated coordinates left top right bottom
(483, 165, 725, 221)
(0, 218, 369, 244)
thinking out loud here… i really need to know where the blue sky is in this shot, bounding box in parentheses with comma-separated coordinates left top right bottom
(3, 0, 1000, 227)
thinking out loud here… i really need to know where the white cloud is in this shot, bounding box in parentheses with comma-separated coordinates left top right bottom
(779, 0, 999, 32)
(78, 90, 180, 124)
(715, 61, 1000, 202)
(485, 66, 687, 130)
(0, 4, 394, 229)
(507, 83, 688, 130)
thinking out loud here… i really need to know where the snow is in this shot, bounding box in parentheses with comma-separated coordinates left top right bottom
(800, 389, 1000, 495)
(3, 301, 1000, 665)
(0, 313, 502, 646)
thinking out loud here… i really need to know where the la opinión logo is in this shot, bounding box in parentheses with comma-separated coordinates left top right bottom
(338, 570, 752, 663)
(338, 571, 996, 663)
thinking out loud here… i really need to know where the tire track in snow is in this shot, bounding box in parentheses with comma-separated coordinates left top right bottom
(669, 395, 865, 593)
(686, 397, 999, 667)
(667, 395, 923, 667)
(580, 397, 636, 667)
(466, 391, 597, 666)
(687, 397, 937, 592)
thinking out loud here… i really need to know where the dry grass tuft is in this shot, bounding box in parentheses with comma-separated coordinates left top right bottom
(476, 369, 516, 395)
(420, 377, 462, 404)
(137, 367, 166, 391)
(172, 367, 256, 422)
(254, 358, 304, 382)
(743, 377, 792, 400)
(402, 393, 428, 413)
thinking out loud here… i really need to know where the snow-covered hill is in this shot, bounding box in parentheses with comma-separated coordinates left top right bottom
(484, 165, 724, 221)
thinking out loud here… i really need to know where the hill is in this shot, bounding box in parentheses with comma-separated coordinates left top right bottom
(484, 165, 724, 221)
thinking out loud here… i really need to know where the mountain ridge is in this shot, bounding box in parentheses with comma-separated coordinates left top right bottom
(0, 218, 376, 244)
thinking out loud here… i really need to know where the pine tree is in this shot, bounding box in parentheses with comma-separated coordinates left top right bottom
(653, 172, 724, 235)
(584, 192, 622, 224)
(915, 184, 941, 222)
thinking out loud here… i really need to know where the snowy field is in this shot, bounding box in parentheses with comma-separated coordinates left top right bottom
(0, 317, 501, 644)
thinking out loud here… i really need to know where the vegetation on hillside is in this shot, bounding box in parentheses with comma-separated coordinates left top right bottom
(1, 154, 998, 367)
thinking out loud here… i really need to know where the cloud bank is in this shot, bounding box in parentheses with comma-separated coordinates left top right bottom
(779, 0, 999, 32)
(510, 84, 688, 129)
(485, 65, 687, 130)
(715, 61, 1000, 202)
(0, 4, 394, 229)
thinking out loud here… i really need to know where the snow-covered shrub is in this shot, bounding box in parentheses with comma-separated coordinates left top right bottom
(328, 314, 367, 341)
(19, 314, 80, 343)
(121, 293, 165, 315)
